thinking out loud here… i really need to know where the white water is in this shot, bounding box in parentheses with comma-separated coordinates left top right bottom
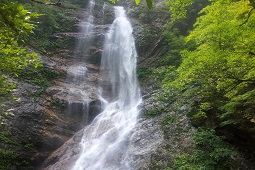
(80, 0, 95, 40)
(76, 0, 95, 54)
(66, 0, 95, 125)
(71, 6, 142, 170)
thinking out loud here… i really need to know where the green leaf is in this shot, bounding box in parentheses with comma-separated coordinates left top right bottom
(163, 0, 255, 131)
(135, 0, 140, 5)
(146, 0, 153, 9)
(0, 1, 39, 105)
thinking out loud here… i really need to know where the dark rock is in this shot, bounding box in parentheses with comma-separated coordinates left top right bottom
(0, 1, 199, 170)
(39, 130, 84, 170)
(216, 125, 255, 166)
(125, 0, 170, 67)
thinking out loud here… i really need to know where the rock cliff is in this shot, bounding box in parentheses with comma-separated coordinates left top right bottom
(2, 0, 253, 169)
(0, 0, 174, 168)
(37, 1, 172, 169)
(0, 1, 115, 169)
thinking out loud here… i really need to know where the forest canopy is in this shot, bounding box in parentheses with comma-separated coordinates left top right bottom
(163, 0, 255, 130)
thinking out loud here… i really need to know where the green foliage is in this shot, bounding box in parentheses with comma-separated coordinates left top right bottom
(50, 98, 68, 109)
(161, 28, 195, 67)
(137, 67, 154, 81)
(0, 148, 30, 170)
(135, 0, 141, 5)
(0, 132, 20, 146)
(137, 66, 170, 89)
(136, 26, 160, 51)
(18, 65, 59, 95)
(146, 0, 153, 9)
(162, 114, 175, 126)
(0, 131, 37, 169)
(144, 106, 167, 118)
(0, 149, 19, 170)
(0, 131, 22, 169)
(23, 2, 78, 51)
(169, 0, 210, 35)
(110, 0, 153, 9)
(24, 143, 35, 149)
(166, 0, 193, 23)
(0, 0, 39, 42)
(0, 1, 40, 102)
(161, 115, 176, 134)
(160, 31, 184, 67)
(163, 0, 255, 130)
(173, 128, 239, 170)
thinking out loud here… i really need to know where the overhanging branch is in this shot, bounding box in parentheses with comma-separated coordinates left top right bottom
(239, 7, 255, 26)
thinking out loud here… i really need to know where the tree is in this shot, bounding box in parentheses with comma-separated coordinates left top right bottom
(0, 0, 39, 102)
(165, 0, 255, 129)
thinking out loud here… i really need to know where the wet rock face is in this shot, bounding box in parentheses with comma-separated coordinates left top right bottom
(3, 1, 172, 169)
(38, 2, 172, 169)
(40, 130, 84, 170)
(4, 80, 93, 167)
(38, 110, 165, 170)
(125, 0, 170, 67)
(1, 1, 115, 169)
(127, 117, 164, 170)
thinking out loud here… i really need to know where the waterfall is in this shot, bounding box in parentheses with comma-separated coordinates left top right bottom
(67, 0, 95, 125)
(76, 0, 95, 54)
(71, 6, 142, 170)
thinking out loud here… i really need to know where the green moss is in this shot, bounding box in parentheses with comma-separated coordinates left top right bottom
(144, 106, 167, 118)
(0, 149, 18, 170)
(172, 128, 240, 170)
(18, 65, 60, 96)
(24, 1, 80, 51)
(50, 98, 68, 109)
(0, 132, 20, 146)
(24, 143, 35, 149)
(137, 68, 154, 81)
(0, 132, 24, 169)
(162, 115, 175, 126)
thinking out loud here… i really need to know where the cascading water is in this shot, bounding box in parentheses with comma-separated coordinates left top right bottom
(71, 6, 142, 170)
(76, 0, 95, 53)
(67, 0, 95, 124)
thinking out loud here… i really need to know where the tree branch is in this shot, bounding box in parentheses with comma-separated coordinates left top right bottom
(249, 51, 255, 56)
(0, 8, 47, 54)
(239, 7, 255, 26)
(0, 9, 20, 35)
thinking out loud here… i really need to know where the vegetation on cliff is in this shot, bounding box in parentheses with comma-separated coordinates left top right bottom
(166, 0, 255, 130)
(0, 0, 39, 103)
(1, 0, 255, 169)
(145, 0, 255, 169)
(0, 0, 83, 105)
(0, 0, 84, 169)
